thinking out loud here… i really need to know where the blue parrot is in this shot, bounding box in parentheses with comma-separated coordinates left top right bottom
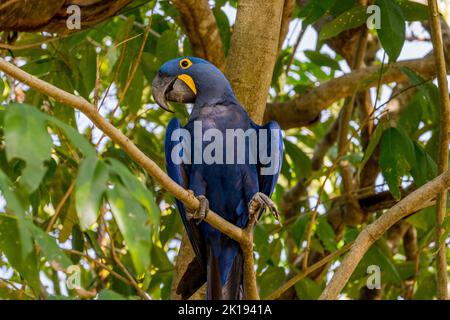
(152, 57, 283, 300)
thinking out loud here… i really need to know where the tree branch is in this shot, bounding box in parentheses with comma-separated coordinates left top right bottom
(0, 0, 134, 34)
(427, 0, 450, 300)
(0, 57, 267, 298)
(267, 242, 353, 300)
(264, 55, 449, 129)
(319, 169, 450, 300)
(171, 0, 225, 70)
(225, 0, 285, 124)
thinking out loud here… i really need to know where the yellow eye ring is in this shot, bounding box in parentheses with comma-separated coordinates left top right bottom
(179, 58, 192, 69)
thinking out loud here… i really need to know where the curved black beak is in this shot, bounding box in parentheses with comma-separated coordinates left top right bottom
(152, 72, 196, 113)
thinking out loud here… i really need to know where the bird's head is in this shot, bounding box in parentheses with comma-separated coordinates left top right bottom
(152, 57, 236, 112)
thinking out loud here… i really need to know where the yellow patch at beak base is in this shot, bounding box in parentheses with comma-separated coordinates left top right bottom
(177, 74, 197, 95)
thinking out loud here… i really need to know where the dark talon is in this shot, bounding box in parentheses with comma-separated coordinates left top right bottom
(248, 192, 280, 223)
(186, 194, 209, 225)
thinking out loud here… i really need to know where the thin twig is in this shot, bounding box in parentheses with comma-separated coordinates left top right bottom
(268, 242, 353, 300)
(64, 249, 133, 288)
(46, 181, 75, 233)
(103, 210, 150, 300)
(95, 19, 152, 148)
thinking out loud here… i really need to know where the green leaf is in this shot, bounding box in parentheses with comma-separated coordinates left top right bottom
(401, 67, 439, 124)
(156, 30, 179, 62)
(376, 0, 406, 62)
(4, 103, 52, 192)
(415, 273, 436, 299)
(97, 289, 127, 300)
(304, 50, 341, 70)
(107, 158, 160, 226)
(28, 223, 72, 269)
(259, 266, 285, 298)
(358, 120, 385, 178)
(407, 207, 435, 230)
(284, 139, 312, 179)
(351, 241, 402, 285)
(316, 217, 337, 252)
(410, 142, 437, 186)
(398, 92, 425, 134)
(213, 8, 231, 55)
(0, 78, 4, 100)
(0, 214, 40, 292)
(75, 157, 109, 230)
(107, 184, 152, 275)
(292, 213, 309, 246)
(396, 0, 429, 21)
(319, 5, 366, 41)
(295, 277, 323, 300)
(379, 127, 415, 199)
(0, 170, 34, 258)
(123, 66, 144, 113)
(300, 0, 338, 26)
(46, 116, 96, 157)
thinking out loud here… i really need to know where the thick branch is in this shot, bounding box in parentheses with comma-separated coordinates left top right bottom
(319, 169, 450, 300)
(225, 0, 285, 124)
(0, 57, 247, 251)
(0, 0, 134, 34)
(427, 0, 450, 300)
(264, 56, 448, 129)
(171, 0, 225, 70)
(278, 0, 295, 51)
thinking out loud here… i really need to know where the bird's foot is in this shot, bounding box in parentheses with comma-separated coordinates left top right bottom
(248, 192, 279, 223)
(186, 192, 209, 225)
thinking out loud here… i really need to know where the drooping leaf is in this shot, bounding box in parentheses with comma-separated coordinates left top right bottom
(316, 217, 337, 252)
(0, 214, 40, 292)
(376, 0, 406, 62)
(358, 120, 385, 178)
(156, 29, 179, 62)
(97, 289, 127, 300)
(107, 183, 152, 275)
(75, 157, 109, 230)
(396, 0, 429, 21)
(4, 103, 52, 192)
(379, 127, 415, 199)
(259, 266, 286, 299)
(284, 139, 312, 179)
(319, 5, 367, 41)
(304, 50, 341, 70)
(107, 158, 160, 226)
(292, 213, 309, 247)
(410, 142, 437, 186)
(0, 170, 33, 258)
(295, 277, 323, 300)
(300, 0, 337, 26)
(28, 223, 72, 269)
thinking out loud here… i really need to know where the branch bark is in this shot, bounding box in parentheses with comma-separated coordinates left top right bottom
(264, 55, 450, 129)
(171, 0, 225, 70)
(225, 0, 285, 124)
(319, 169, 450, 300)
(0, 57, 267, 297)
(0, 0, 134, 34)
(427, 0, 450, 300)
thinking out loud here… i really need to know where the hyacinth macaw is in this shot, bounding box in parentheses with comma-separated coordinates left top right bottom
(152, 57, 283, 300)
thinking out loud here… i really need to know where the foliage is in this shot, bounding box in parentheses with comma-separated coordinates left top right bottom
(0, 0, 448, 300)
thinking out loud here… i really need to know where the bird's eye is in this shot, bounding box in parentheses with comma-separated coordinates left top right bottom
(180, 58, 192, 69)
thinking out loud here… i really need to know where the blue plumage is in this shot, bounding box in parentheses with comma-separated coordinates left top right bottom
(157, 57, 283, 299)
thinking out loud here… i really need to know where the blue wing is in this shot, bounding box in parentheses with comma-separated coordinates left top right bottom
(257, 120, 283, 196)
(164, 118, 205, 265)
